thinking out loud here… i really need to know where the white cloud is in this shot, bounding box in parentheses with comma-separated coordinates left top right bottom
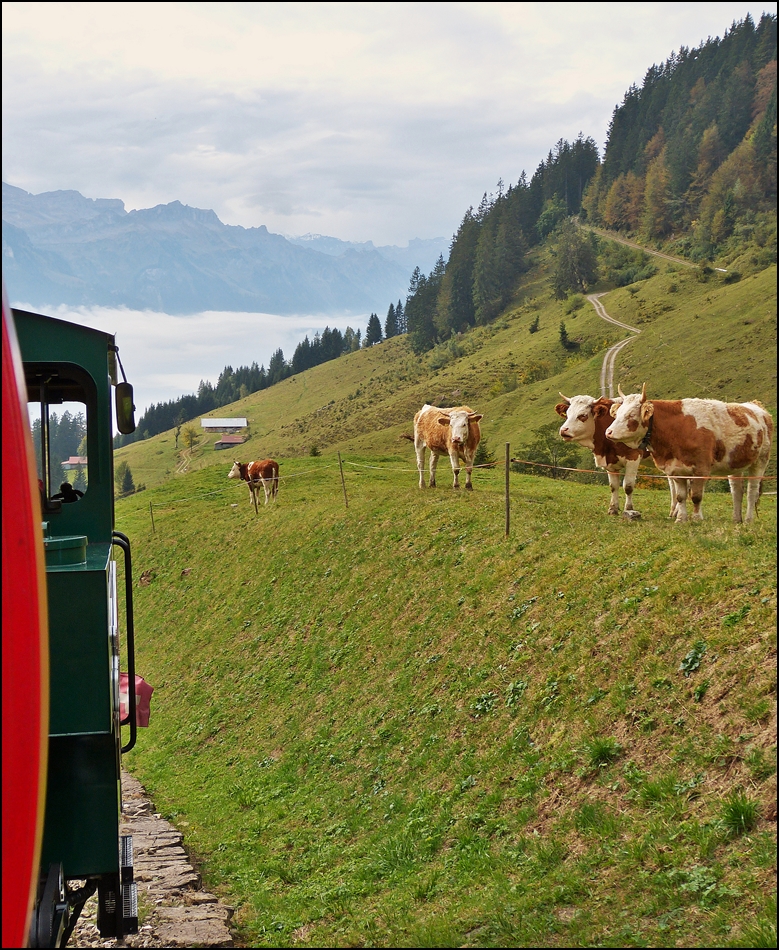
(3, 2, 772, 245)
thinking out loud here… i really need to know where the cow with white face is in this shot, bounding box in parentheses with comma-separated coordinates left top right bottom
(555, 393, 648, 515)
(228, 459, 280, 507)
(411, 404, 483, 490)
(605, 384, 773, 523)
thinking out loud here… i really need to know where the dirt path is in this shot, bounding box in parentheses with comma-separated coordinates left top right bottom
(71, 772, 235, 949)
(587, 291, 641, 397)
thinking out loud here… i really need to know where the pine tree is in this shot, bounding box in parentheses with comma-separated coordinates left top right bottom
(642, 150, 673, 238)
(384, 303, 398, 339)
(435, 208, 480, 337)
(121, 464, 135, 496)
(395, 300, 406, 334)
(365, 313, 383, 346)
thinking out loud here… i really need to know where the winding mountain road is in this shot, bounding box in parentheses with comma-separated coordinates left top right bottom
(588, 292, 642, 397)
(583, 225, 722, 396)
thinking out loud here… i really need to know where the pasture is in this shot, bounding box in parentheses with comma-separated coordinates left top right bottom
(117, 456, 776, 948)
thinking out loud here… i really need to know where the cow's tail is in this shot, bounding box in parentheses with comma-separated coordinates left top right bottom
(399, 433, 414, 443)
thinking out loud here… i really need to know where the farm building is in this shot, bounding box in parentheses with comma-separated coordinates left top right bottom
(62, 456, 88, 470)
(214, 434, 245, 451)
(200, 417, 248, 434)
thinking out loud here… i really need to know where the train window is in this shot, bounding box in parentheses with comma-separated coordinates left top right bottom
(25, 363, 96, 508)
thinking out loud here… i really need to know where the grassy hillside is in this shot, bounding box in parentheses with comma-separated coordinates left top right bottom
(115, 252, 777, 493)
(118, 462, 775, 948)
(116, 250, 776, 948)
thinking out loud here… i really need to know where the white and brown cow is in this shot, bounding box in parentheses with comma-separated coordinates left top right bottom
(410, 404, 483, 490)
(556, 393, 650, 516)
(228, 459, 280, 507)
(605, 384, 773, 523)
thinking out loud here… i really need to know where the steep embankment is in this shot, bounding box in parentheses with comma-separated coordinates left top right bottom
(117, 454, 776, 948)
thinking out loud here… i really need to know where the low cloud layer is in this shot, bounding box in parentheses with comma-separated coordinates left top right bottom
(18, 303, 367, 420)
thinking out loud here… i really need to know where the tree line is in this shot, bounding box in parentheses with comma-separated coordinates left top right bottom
(582, 13, 776, 258)
(404, 135, 600, 353)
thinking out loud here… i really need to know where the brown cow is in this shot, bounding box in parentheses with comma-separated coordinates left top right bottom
(410, 404, 483, 490)
(605, 384, 773, 523)
(556, 393, 649, 516)
(228, 459, 279, 506)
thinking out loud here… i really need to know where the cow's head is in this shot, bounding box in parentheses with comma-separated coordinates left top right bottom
(438, 409, 483, 445)
(555, 393, 599, 449)
(606, 383, 653, 445)
(227, 460, 243, 480)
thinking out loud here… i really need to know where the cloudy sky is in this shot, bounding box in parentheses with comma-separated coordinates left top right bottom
(3, 2, 774, 417)
(4, 1, 774, 246)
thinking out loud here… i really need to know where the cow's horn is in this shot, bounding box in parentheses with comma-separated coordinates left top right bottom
(617, 384, 626, 398)
(558, 392, 571, 403)
(640, 382, 647, 402)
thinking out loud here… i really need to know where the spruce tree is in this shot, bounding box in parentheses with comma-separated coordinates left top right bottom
(384, 303, 398, 339)
(365, 313, 383, 346)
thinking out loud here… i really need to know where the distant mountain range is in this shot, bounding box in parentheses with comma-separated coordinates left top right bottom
(1, 183, 447, 315)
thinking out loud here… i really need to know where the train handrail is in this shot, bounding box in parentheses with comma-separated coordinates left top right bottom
(111, 532, 136, 754)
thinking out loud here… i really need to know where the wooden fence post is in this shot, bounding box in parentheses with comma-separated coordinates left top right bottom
(505, 442, 510, 538)
(338, 452, 349, 508)
(149, 501, 156, 534)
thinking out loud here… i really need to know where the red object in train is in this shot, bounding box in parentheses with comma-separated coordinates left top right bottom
(119, 673, 154, 727)
(2, 283, 50, 948)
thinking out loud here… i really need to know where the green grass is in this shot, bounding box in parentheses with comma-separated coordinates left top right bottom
(115, 455, 776, 948)
(112, 248, 776, 947)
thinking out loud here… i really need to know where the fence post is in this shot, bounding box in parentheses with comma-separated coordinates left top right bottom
(149, 501, 156, 534)
(338, 452, 349, 508)
(505, 442, 510, 538)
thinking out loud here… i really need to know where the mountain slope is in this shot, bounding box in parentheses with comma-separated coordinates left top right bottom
(2, 182, 446, 315)
(113, 248, 777, 494)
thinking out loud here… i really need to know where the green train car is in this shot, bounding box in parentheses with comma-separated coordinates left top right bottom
(12, 307, 141, 948)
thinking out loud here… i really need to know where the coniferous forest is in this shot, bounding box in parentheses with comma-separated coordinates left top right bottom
(119, 12, 776, 446)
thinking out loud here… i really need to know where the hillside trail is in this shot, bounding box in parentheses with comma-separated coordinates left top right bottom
(583, 222, 731, 395)
(587, 292, 641, 398)
(581, 223, 727, 271)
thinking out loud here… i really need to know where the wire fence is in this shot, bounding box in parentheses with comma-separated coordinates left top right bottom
(138, 449, 776, 535)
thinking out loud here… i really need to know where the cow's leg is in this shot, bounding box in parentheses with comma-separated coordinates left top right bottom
(667, 477, 679, 519)
(449, 450, 461, 489)
(672, 477, 689, 522)
(429, 450, 439, 488)
(261, 477, 270, 505)
(689, 477, 706, 521)
(744, 480, 765, 521)
(464, 455, 474, 491)
(415, 443, 426, 488)
(605, 470, 620, 514)
(729, 476, 744, 523)
(741, 466, 767, 523)
(622, 459, 639, 512)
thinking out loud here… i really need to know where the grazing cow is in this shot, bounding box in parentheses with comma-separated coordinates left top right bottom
(408, 404, 483, 490)
(228, 459, 279, 507)
(605, 384, 773, 523)
(556, 393, 649, 516)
